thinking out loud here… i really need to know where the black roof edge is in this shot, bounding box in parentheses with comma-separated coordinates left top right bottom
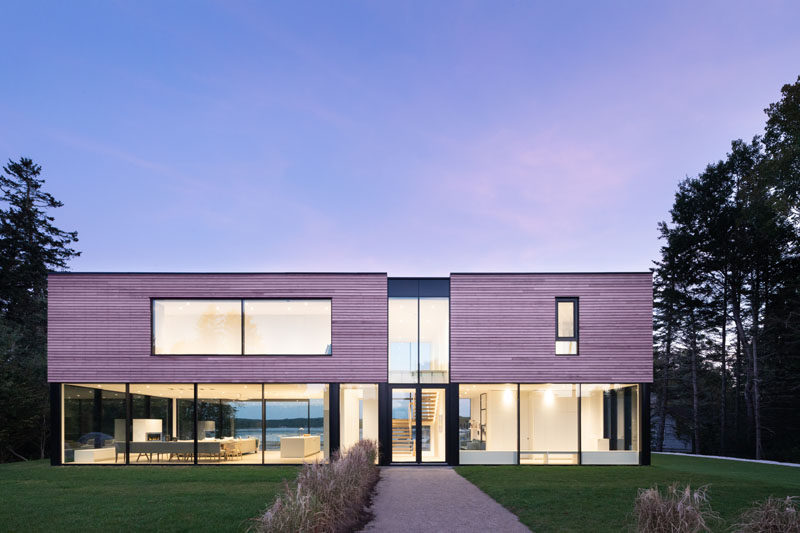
(47, 271, 389, 275)
(449, 271, 652, 275)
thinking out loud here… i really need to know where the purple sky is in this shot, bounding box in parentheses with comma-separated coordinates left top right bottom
(1, 2, 799, 275)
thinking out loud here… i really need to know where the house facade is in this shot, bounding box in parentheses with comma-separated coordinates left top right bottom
(48, 272, 653, 466)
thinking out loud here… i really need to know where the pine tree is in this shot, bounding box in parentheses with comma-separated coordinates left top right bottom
(0, 157, 79, 461)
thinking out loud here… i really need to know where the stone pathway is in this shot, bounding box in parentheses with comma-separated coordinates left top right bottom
(361, 466, 530, 533)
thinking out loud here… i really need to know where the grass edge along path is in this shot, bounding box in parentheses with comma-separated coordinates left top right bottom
(455, 454, 800, 532)
(0, 460, 298, 533)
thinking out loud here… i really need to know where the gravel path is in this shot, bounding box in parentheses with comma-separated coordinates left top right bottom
(360, 466, 530, 533)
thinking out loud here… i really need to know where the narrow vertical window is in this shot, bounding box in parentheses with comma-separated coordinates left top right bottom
(555, 297, 578, 355)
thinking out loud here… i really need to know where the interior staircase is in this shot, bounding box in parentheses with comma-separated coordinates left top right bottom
(391, 391, 439, 456)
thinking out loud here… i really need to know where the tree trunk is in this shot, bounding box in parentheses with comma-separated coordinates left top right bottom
(732, 289, 755, 455)
(690, 317, 700, 454)
(720, 279, 727, 455)
(655, 328, 671, 452)
(751, 276, 763, 460)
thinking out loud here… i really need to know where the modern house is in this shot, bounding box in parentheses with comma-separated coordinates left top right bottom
(48, 272, 652, 466)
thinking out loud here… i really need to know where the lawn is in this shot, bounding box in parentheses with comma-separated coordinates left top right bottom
(0, 461, 298, 532)
(456, 454, 800, 532)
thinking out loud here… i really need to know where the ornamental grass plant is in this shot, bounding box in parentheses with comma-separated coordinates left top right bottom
(250, 440, 379, 533)
(733, 496, 800, 533)
(633, 483, 719, 533)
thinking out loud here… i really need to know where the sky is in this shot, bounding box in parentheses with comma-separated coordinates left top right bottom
(1, 2, 799, 276)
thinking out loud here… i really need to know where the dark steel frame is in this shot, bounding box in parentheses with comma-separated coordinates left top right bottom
(555, 297, 579, 356)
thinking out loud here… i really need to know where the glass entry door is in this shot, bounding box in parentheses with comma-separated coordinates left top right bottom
(390, 387, 446, 463)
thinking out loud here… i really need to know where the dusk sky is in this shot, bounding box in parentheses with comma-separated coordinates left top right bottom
(1, 2, 799, 275)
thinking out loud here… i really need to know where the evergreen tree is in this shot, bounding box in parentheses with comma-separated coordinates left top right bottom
(0, 157, 79, 461)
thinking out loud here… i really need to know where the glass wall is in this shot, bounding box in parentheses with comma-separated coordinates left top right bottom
(391, 388, 416, 462)
(264, 384, 329, 464)
(153, 300, 241, 354)
(197, 384, 263, 464)
(581, 384, 639, 464)
(129, 384, 194, 464)
(419, 298, 449, 383)
(244, 300, 331, 355)
(389, 297, 449, 383)
(63, 384, 127, 464)
(421, 388, 446, 462)
(458, 384, 517, 464)
(520, 384, 578, 464)
(389, 298, 418, 382)
(340, 384, 379, 452)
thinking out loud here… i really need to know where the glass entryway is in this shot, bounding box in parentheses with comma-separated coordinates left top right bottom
(390, 386, 446, 463)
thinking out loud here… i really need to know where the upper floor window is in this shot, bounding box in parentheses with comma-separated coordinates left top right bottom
(153, 299, 242, 355)
(555, 297, 578, 355)
(388, 297, 449, 383)
(244, 299, 331, 355)
(152, 299, 331, 355)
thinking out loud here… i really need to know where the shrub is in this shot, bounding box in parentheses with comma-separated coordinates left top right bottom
(733, 496, 800, 533)
(249, 439, 379, 533)
(633, 483, 718, 533)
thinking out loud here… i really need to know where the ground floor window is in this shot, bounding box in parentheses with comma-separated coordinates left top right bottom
(340, 384, 379, 461)
(60, 383, 330, 465)
(63, 384, 127, 464)
(458, 383, 640, 465)
(459, 384, 517, 464)
(580, 383, 639, 464)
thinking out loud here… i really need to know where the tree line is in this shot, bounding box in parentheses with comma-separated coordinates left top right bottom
(0, 79, 797, 463)
(653, 76, 800, 462)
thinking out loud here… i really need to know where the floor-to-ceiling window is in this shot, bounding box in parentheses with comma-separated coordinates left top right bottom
(197, 384, 263, 464)
(263, 384, 329, 464)
(129, 383, 194, 464)
(458, 384, 517, 464)
(62, 384, 127, 464)
(519, 384, 579, 464)
(340, 384, 379, 454)
(581, 384, 639, 464)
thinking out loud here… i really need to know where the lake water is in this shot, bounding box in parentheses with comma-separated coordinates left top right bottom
(235, 427, 324, 450)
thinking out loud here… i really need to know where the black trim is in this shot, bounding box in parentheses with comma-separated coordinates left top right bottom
(641, 383, 651, 465)
(125, 384, 132, 465)
(49, 383, 61, 466)
(445, 384, 459, 465)
(329, 383, 340, 456)
(555, 297, 579, 356)
(193, 384, 198, 465)
(387, 278, 450, 298)
(49, 271, 388, 275)
(378, 383, 390, 466)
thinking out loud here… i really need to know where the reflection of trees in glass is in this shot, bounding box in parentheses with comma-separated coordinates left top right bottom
(177, 399, 195, 440)
(196, 304, 240, 349)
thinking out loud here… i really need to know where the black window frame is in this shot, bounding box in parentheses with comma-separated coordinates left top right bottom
(150, 297, 333, 357)
(555, 297, 579, 356)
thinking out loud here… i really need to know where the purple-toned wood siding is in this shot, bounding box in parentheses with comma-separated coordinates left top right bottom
(48, 273, 387, 383)
(450, 273, 653, 383)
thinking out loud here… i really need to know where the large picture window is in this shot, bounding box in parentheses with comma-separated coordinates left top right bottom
(153, 300, 241, 355)
(458, 384, 517, 464)
(152, 299, 332, 356)
(245, 300, 331, 355)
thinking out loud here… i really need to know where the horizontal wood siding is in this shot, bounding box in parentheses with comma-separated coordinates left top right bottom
(450, 273, 653, 383)
(48, 273, 387, 383)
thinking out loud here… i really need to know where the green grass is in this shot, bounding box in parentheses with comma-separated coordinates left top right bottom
(456, 454, 800, 532)
(0, 461, 298, 532)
